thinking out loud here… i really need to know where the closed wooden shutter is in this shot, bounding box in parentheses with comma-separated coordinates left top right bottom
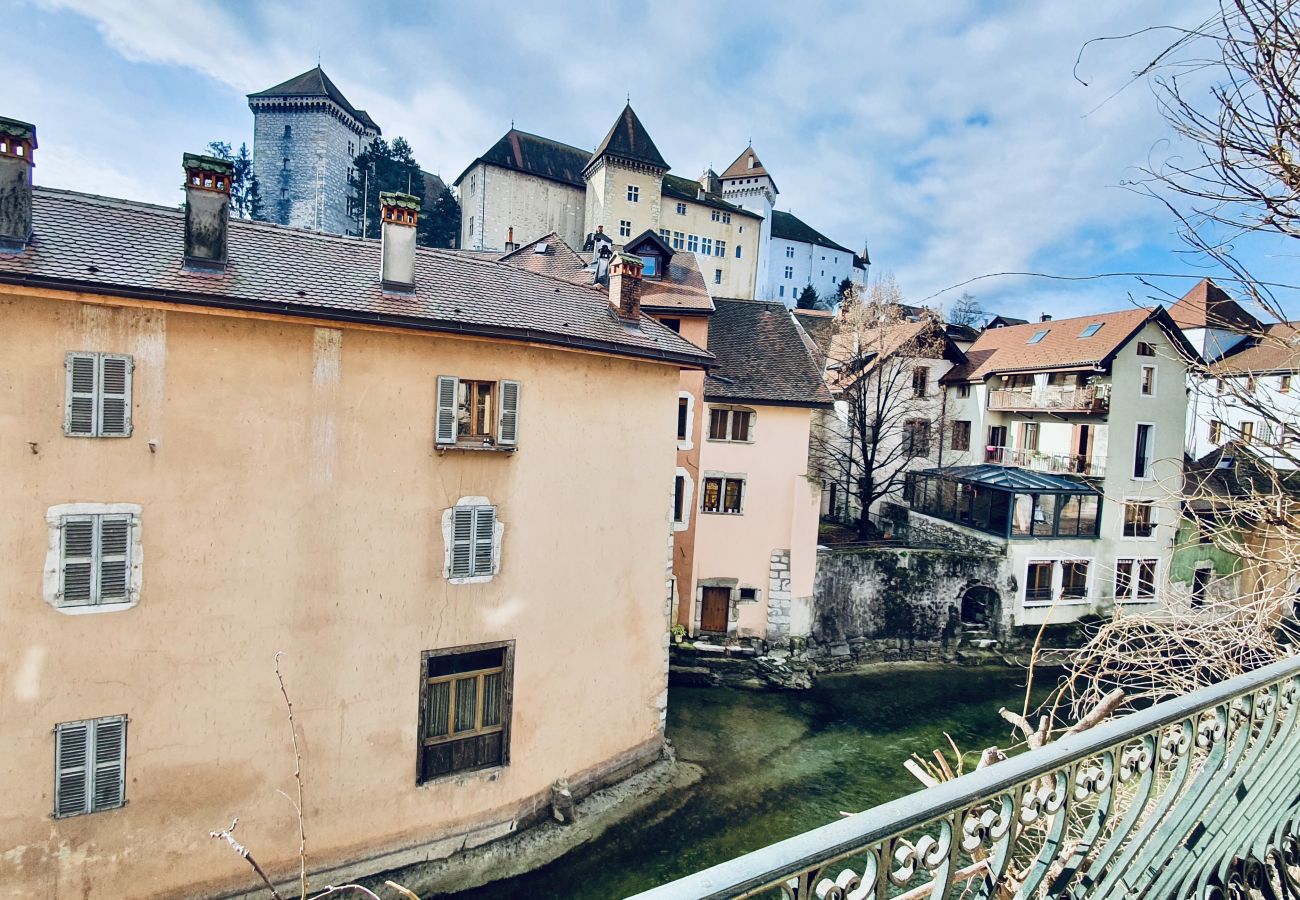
(98, 355, 132, 437)
(450, 506, 474, 577)
(60, 517, 95, 606)
(66, 354, 97, 436)
(98, 516, 131, 603)
(91, 717, 126, 811)
(55, 721, 91, 817)
(472, 506, 497, 576)
(496, 380, 520, 446)
(435, 376, 459, 445)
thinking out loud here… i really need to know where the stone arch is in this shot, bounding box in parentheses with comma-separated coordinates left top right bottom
(959, 583, 1001, 629)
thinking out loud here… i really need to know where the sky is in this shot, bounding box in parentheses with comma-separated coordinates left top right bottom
(8, 0, 1298, 320)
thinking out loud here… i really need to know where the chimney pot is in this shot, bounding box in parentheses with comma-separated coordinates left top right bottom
(1041, 313, 1052, 322)
(609, 252, 644, 324)
(379, 191, 419, 290)
(182, 152, 233, 270)
(0, 116, 37, 252)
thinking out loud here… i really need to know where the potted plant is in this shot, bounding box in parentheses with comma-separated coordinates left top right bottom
(671, 623, 687, 644)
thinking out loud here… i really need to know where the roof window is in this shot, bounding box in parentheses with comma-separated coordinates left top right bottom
(1028, 329, 1050, 344)
(1079, 323, 1103, 338)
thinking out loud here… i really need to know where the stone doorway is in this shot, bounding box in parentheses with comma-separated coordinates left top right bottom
(960, 585, 999, 630)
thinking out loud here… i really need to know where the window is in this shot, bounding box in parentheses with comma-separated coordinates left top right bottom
(661, 318, 681, 334)
(468, 216, 474, 236)
(619, 219, 632, 238)
(1133, 424, 1153, 478)
(470, 174, 476, 193)
(283, 124, 292, 138)
(1025, 561, 1054, 603)
(1019, 422, 1039, 452)
(1140, 365, 1156, 396)
(1136, 342, 1156, 357)
(952, 420, 971, 451)
(435, 377, 520, 448)
(723, 213, 731, 224)
(1079, 323, 1103, 338)
(1209, 420, 1224, 443)
(627, 185, 639, 202)
(1246, 375, 1258, 393)
(54, 716, 126, 818)
(56, 513, 133, 607)
(784, 266, 794, 279)
(702, 476, 745, 514)
(677, 397, 690, 440)
(709, 407, 754, 442)
(640, 255, 658, 277)
(1216, 378, 1227, 395)
(739, 587, 758, 602)
(1192, 567, 1211, 609)
(1123, 501, 1154, 538)
(715, 240, 726, 257)
(1240, 421, 1255, 444)
(444, 502, 500, 580)
(658, 228, 670, 242)
(912, 366, 929, 398)
(1027, 329, 1049, 344)
(735, 245, 742, 259)
(676, 203, 687, 215)
(779, 286, 785, 298)
(672, 231, 685, 250)
(687, 234, 700, 253)
(65, 353, 133, 437)
(1060, 561, 1090, 600)
(711, 210, 720, 222)
(957, 383, 971, 399)
(418, 643, 512, 782)
(701, 237, 713, 256)
(902, 419, 931, 457)
(1115, 558, 1158, 601)
(282, 157, 290, 170)
(786, 246, 795, 258)
(673, 475, 687, 523)
(348, 140, 355, 157)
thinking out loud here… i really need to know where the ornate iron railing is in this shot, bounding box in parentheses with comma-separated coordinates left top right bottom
(630, 655, 1300, 899)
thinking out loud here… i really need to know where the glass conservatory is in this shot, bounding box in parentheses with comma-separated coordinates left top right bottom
(905, 464, 1101, 539)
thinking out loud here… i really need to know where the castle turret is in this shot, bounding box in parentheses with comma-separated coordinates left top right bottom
(720, 146, 777, 299)
(581, 104, 668, 243)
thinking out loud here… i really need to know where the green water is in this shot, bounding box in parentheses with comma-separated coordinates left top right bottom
(445, 665, 1040, 900)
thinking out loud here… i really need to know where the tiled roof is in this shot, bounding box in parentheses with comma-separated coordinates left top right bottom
(770, 210, 852, 255)
(247, 66, 379, 134)
(589, 104, 668, 172)
(720, 147, 779, 193)
(497, 232, 592, 280)
(791, 309, 836, 364)
(942, 307, 1162, 383)
(660, 175, 760, 218)
(0, 189, 714, 370)
(985, 315, 1029, 328)
(1209, 322, 1300, 375)
(455, 129, 590, 188)
(705, 300, 833, 407)
(1167, 278, 1263, 332)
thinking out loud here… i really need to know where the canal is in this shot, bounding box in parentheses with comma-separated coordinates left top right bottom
(444, 664, 1042, 899)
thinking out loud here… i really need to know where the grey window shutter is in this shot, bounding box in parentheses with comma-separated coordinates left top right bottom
(497, 380, 520, 447)
(55, 721, 90, 817)
(91, 717, 126, 811)
(98, 516, 131, 603)
(435, 376, 459, 445)
(450, 507, 474, 577)
(60, 517, 95, 606)
(65, 354, 97, 436)
(472, 506, 497, 576)
(99, 355, 133, 437)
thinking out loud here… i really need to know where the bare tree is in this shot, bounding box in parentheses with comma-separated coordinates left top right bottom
(811, 275, 953, 540)
(946, 291, 985, 328)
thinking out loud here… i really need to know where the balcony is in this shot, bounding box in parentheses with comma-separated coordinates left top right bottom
(984, 445, 1105, 478)
(987, 382, 1110, 413)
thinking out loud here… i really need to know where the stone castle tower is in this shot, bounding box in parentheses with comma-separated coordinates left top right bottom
(248, 66, 380, 236)
(720, 146, 777, 300)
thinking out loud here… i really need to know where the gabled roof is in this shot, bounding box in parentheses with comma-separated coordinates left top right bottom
(497, 231, 591, 281)
(941, 307, 1197, 384)
(770, 210, 852, 255)
(720, 146, 779, 193)
(455, 129, 589, 188)
(588, 104, 668, 173)
(792, 310, 836, 365)
(624, 229, 674, 261)
(705, 300, 833, 407)
(1168, 278, 1263, 333)
(248, 66, 379, 134)
(985, 315, 1028, 328)
(1209, 322, 1300, 375)
(0, 189, 713, 370)
(661, 175, 760, 218)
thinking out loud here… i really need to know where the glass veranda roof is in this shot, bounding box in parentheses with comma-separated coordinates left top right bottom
(913, 464, 1097, 494)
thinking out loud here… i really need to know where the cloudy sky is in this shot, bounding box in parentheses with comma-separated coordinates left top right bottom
(9, 0, 1296, 319)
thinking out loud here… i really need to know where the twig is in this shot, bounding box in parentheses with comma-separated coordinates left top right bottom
(209, 818, 285, 900)
(275, 651, 309, 900)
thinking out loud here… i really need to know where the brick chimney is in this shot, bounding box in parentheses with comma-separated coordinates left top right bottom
(0, 117, 36, 252)
(183, 153, 234, 270)
(609, 252, 644, 324)
(379, 191, 419, 290)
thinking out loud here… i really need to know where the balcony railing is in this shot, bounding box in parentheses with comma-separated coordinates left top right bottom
(988, 383, 1110, 413)
(984, 445, 1106, 478)
(630, 654, 1300, 900)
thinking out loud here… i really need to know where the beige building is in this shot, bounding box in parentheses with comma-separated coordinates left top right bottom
(454, 105, 763, 301)
(0, 122, 712, 898)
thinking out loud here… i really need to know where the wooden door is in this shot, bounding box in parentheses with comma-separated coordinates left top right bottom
(700, 587, 730, 634)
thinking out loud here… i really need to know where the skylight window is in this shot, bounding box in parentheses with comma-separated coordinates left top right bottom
(1028, 330, 1050, 344)
(1079, 323, 1103, 338)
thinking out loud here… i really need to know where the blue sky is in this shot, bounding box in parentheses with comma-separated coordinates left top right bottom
(9, 0, 1298, 320)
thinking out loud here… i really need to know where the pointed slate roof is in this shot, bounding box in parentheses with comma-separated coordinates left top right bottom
(720, 146, 778, 192)
(248, 66, 379, 133)
(588, 104, 668, 172)
(454, 129, 589, 188)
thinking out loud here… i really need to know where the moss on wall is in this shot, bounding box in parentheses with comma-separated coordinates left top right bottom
(1169, 516, 1242, 584)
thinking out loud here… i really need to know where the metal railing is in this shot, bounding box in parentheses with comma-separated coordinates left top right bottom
(988, 383, 1110, 413)
(984, 446, 1106, 478)
(629, 654, 1300, 899)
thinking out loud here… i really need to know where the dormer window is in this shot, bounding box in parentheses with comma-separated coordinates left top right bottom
(640, 255, 659, 278)
(1028, 329, 1049, 344)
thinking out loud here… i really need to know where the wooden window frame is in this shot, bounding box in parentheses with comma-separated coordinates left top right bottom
(702, 476, 746, 515)
(951, 420, 971, 452)
(1136, 341, 1156, 357)
(436, 376, 520, 450)
(912, 366, 930, 398)
(1122, 500, 1155, 539)
(903, 418, 931, 457)
(707, 407, 755, 444)
(417, 641, 514, 784)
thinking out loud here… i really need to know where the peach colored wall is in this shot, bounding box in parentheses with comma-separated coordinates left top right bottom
(663, 314, 709, 627)
(692, 403, 819, 637)
(0, 291, 679, 899)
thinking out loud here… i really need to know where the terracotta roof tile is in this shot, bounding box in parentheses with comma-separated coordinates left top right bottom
(1209, 322, 1300, 375)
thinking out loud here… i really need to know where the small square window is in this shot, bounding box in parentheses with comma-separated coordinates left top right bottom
(739, 587, 758, 602)
(627, 185, 639, 202)
(1123, 501, 1154, 538)
(1136, 342, 1156, 357)
(677, 203, 687, 215)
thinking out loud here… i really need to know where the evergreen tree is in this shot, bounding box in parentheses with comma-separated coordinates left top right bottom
(796, 285, 820, 310)
(422, 186, 461, 249)
(351, 137, 425, 240)
(205, 141, 263, 221)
